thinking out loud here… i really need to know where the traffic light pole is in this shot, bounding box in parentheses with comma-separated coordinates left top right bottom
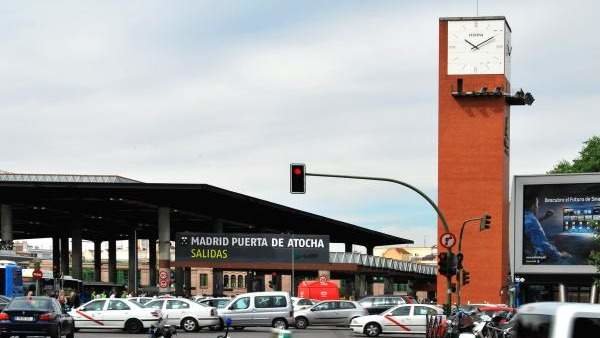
(305, 172, 454, 312)
(456, 216, 486, 308)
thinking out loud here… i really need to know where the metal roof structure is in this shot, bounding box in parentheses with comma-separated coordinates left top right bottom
(0, 173, 140, 184)
(329, 252, 436, 275)
(0, 174, 412, 248)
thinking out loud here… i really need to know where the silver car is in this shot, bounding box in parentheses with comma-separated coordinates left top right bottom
(294, 300, 367, 329)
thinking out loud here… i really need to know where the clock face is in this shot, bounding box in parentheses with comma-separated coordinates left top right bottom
(447, 20, 508, 75)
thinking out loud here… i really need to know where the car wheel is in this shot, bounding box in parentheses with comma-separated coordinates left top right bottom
(66, 331, 75, 338)
(364, 322, 381, 337)
(272, 318, 288, 329)
(181, 317, 199, 332)
(125, 318, 144, 334)
(295, 317, 308, 329)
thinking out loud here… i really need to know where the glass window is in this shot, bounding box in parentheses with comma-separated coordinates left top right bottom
(81, 300, 106, 312)
(217, 299, 230, 309)
(373, 297, 387, 306)
(238, 275, 244, 288)
(314, 301, 336, 311)
(339, 302, 356, 309)
(255, 296, 287, 308)
(515, 314, 552, 338)
(231, 275, 237, 288)
(108, 300, 130, 311)
(414, 306, 437, 316)
(199, 273, 208, 288)
(386, 297, 401, 305)
(167, 300, 190, 309)
(390, 306, 411, 317)
(359, 298, 373, 307)
(298, 299, 312, 306)
(572, 317, 600, 338)
(230, 297, 250, 310)
(7, 298, 54, 311)
(224, 275, 229, 288)
(145, 300, 164, 310)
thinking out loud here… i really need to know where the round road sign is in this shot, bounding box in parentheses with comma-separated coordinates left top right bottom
(439, 232, 457, 249)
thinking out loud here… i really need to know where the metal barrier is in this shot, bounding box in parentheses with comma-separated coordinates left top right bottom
(426, 314, 447, 338)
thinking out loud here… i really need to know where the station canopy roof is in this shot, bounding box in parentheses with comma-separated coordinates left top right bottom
(0, 173, 412, 247)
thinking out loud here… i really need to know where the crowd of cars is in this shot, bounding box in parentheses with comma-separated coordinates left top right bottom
(0, 292, 439, 337)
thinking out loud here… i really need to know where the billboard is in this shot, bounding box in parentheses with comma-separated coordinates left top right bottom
(512, 174, 600, 274)
(175, 232, 330, 264)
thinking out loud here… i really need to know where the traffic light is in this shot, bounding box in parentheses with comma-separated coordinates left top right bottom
(268, 280, 274, 289)
(460, 270, 471, 286)
(456, 252, 464, 271)
(480, 214, 492, 231)
(438, 252, 448, 275)
(290, 163, 306, 194)
(437, 252, 457, 277)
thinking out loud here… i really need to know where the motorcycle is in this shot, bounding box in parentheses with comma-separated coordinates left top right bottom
(217, 318, 233, 338)
(149, 312, 177, 338)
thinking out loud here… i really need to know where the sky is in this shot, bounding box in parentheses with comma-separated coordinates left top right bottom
(2, 0, 599, 249)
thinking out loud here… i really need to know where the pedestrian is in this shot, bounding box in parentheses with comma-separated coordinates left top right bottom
(57, 290, 67, 312)
(70, 291, 81, 309)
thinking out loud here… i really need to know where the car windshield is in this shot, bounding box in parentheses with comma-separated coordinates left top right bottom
(7, 297, 54, 311)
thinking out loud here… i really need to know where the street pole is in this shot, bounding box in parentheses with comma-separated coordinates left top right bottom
(456, 216, 487, 308)
(305, 172, 454, 313)
(291, 233, 295, 297)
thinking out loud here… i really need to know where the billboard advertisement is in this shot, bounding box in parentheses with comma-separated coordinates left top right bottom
(513, 174, 600, 274)
(175, 232, 330, 264)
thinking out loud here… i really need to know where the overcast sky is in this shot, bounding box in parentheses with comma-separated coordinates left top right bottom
(2, 0, 599, 249)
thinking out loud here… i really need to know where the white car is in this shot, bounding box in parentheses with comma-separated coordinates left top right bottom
(291, 297, 315, 311)
(127, 297, 154, 305)
(144, 297, 219, 332)
(350, 304, 444, 337)
(69, 298, 160, 333)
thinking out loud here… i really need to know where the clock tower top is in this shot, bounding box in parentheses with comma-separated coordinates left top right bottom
(440, 16, 511, 32)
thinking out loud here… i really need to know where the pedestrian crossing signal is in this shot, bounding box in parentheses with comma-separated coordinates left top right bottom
(290, 163, 306, 194)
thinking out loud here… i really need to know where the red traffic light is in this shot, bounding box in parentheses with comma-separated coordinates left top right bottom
(290, 163, 306, 194)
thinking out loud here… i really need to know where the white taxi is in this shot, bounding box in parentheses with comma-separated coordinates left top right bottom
(350, 304, 444, 337)
(144, 298, 219, 332)
(69, 298, 160, 333)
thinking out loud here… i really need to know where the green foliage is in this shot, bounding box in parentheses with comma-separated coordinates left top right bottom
(549, 136, 600, 173)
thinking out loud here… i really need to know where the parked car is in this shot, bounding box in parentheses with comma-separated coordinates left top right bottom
(144, 297, 219, 332)
(358, 296, 416, 315)
(291, 297, 315, 311)
(127, 297, 154, 305)
(350, 303, 444, 337)
(70, 298, 160, 333)
(516, 302, 600, 338)
(218, 291, 294, 329)
(0, 296, 75, 338)
(294, 300, 367, 329)
(196, 297, 231, 310)
(0, 296, 11, 311)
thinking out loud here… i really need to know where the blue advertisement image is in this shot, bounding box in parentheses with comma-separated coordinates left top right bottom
(523, 183, 600, 266)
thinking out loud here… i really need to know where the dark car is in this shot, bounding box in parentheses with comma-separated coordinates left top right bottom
(0, 297, 10, 312)
(358, 295, 417, 315)
(0, 296, 75, 338)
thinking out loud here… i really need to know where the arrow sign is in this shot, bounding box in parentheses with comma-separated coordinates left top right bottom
(439, 232, 457, 249)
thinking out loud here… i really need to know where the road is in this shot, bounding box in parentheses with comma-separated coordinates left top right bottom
(76, 327, 358, 338)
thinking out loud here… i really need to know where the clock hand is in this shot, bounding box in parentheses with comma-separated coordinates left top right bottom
(464, 39, 479, 50)
(472, 36, 495, 50)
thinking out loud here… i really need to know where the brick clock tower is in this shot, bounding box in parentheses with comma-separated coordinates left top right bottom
(438, 16, 532, 304)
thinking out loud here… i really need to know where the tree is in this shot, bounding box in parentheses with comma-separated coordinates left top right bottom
(548, 136, 600, 173)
